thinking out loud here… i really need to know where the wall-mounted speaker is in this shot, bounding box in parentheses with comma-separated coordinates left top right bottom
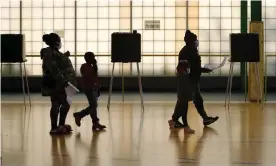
(1, 34, 26, 63)
(111, 31, 141, 63)
(230, 33, 260, 62)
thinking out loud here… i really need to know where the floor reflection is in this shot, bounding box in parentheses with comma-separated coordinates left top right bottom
(1, 102, 276, 166)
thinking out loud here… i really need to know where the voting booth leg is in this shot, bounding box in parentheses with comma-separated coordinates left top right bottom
(225, 63, 232, 107)
(228, 62, 234, 110)
(23, 62, 31, 107)
(136, 62, 144, 111)
(122, 63, 124, 102)
(107, 63, 115, 111)
(226, 62, 234, 110)
(20, 63, 27, 111)
(264, 65, 268, 102)
(264, 60, 267, 102)
(244, 63, 248, 102)
(0, 63, 2, 77)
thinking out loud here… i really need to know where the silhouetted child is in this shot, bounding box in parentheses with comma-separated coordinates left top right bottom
(73, 52, 106, 131)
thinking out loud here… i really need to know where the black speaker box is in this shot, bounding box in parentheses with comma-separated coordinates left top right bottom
(1, 34, 26, 63)
(230, 33, 260, 62)
(111, 32, 141, 63)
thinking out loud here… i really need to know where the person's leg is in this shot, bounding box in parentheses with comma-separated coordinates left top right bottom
(169, 83, 190, 128)
(73, 89, 94, 126)
(192, 83, 209, 120)
(171, 99, 187, 127)
(170, 75, 189, 128)
(170, 98, 195, 133)
(50, 93, 62, 134)
(192, 83, 219, 126)
(89, 90, 99, 123)
(89, 90, 106, 130)
(59, 90, 70, 126)
(181, 100, 195, 133)
(74, 89, 106, 130)
(180, 100, 189, 127)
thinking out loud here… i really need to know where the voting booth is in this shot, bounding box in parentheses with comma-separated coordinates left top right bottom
(225, 33, 262, 109)
(107, 30, 144, 111)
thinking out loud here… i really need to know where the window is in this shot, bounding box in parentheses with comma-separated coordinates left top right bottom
(64, 42, 74, 54)
(98, 42, 109, 54)
(54, 19, 65, 29)
(165, 42, 175, 54)
(22, 8, 31, 18)
(43, 19, 53, 29)
(43, 8, 54, 19)
(165, 30, 175, 41)
(210, 30, 220, 41)
(221, 19, 231, 30)
(98, 19, 109, 29)
(65, 8, 75, 18)
(143, 41, 153, 53)
(165, 19, 176, 29)
(54, 8, 64, 18)
(199, 30, 210, 41)
(154, 41, 165, 53)
(199, 18, 209, 29)
(87, 42, 98, 53)
(153, 30, 164, 41)
(10, 8, 20, 18)
(77, 30, 87, 41)
(2, 0, 276, 77)
(109, 7, 120, 18)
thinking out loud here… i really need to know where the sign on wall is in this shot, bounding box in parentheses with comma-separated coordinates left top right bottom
(145, 20, 160, 30)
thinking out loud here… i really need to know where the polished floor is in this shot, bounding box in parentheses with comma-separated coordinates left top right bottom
(1, 93, 276, 166)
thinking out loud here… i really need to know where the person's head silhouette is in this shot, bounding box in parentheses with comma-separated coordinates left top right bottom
(184, 30, 198, 48)
(42, 33, 61, 49)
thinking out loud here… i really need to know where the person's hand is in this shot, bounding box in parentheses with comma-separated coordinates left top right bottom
(94, 82, 101, 88)
(64, 80, 69, 87)
(204, 68, 213, 73)
(64, 51, 70, 57)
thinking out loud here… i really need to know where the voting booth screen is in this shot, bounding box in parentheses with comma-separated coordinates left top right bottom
(111, 32, 141, 63)
(1, 34, 26, 63)
(230, 33, 260, 62)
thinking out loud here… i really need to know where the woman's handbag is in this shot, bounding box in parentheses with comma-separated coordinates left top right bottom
(41, 75, 56, 96)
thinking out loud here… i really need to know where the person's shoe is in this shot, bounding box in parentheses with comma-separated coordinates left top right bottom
(62, 124, 73, 134)
(168, 120, 185, 129)
(203, 116, 219, 126)
(184, 126, 195, 134)
(49, 126, 63, 135)
(92, 122, 106, 131)
(73, 112, 82, 127)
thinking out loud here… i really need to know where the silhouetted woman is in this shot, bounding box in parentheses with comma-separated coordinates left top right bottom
(168, 30, 219, 133)
(41, 33, 76, 134)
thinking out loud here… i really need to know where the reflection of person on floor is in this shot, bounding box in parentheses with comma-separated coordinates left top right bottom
(73, 52, 106, 131)
(51, 135, 72, 166)
(168, 30, 219, 133)
(41, 33, 76, 134)
(169, 127, 218, 163)
(75, 132, 103, 165)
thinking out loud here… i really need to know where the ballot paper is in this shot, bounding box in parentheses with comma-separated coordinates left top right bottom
(203, 57, 228, 71)
(65, 82, 79, 105)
